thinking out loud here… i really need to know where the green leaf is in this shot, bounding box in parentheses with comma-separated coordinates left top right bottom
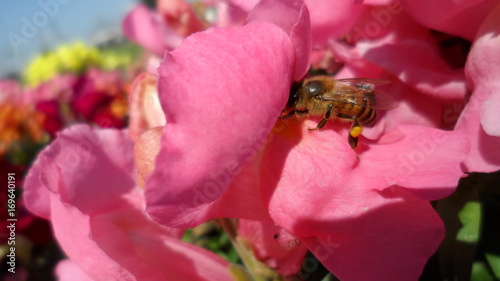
(456, 201, 481, 243)
(434, 174, 480, 281)
(470, 261, 495, 281)
(485, 253, 500, 279)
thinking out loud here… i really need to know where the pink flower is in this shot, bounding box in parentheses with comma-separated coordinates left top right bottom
(35, 100, 64, 136)
(136, 0, 470, 279)
(69, 69, 128, 128)
(23, 125, 234, 281)
(0, 79, 23, 104)
(24, 73, 77, 103)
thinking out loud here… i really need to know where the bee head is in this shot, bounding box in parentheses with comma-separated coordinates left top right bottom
(287, 81, 302, 108)
(302, 80, 325, 99)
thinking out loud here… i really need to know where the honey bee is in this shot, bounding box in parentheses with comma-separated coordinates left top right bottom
(281, 76, 398, 149)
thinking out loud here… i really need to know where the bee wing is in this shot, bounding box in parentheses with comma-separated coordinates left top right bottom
(335, 78, 391, 90)
(319, 79, 398, 110)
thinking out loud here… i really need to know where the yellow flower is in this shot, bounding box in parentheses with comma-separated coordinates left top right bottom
(23, 42, 104, 87)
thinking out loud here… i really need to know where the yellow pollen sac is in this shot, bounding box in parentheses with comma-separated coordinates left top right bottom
(350, 126, 363, 138)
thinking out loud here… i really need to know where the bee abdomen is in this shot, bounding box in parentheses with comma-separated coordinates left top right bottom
(357, 107, 376, 127)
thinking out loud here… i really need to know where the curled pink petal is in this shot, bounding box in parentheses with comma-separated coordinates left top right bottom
(465, 3, 500, 137)
(248, 0, 311, 80)
(146, 22, 295, 228)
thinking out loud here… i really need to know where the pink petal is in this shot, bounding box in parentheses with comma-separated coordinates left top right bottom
(328, 42, 385, 78)
(482, 93, 500, 136)
(465, 3, 500, 136)
(400, 0, 498, 41)
(261, 119, 356, 234)
(55, 259, 93, 281)
(24, 125, 233, 281)
(302, 188, 444, 281)
(456, 95, 500, 172)
(122, 4, 182, 56)
(355, 12, 467, 101)
(304, 0, 364, 47)
(261, 120, 468, 236)
(146, 22, 295, 228)
(50, 188, 232, 281)
(23, 161, 51, 219)
(248, 0, 311, 80)
(360, 125, 469, 199)
(23, 125, 135, 219)
(238, 219, 308, 276)
(147, 143, 272, 228)
(259, 121, 465, 279)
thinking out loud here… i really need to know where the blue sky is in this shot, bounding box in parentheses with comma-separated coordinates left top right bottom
(0, 0, 138, 78)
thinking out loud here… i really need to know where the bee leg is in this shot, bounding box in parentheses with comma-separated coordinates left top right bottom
(280, 109, 308, 119)
(348, 119, 362, 149)
(308, 104, 333, 130)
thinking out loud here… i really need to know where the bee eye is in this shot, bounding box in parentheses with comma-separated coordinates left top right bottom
(287, 81, 301, 107)
(303, 80, 324, 98)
